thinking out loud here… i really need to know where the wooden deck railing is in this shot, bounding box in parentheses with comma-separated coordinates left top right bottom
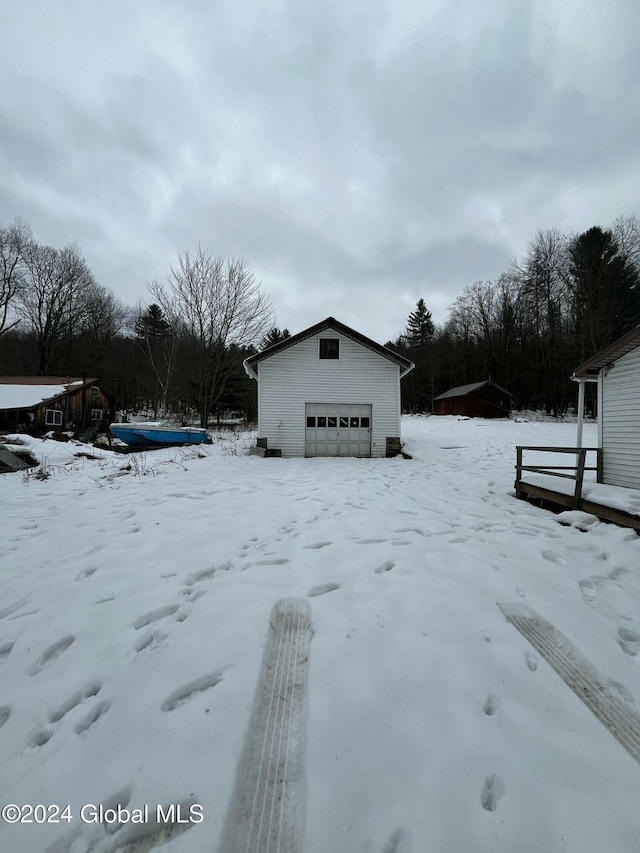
(515, 446, 602, 508)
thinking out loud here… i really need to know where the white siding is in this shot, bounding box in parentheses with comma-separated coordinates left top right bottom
(601, 345, 640, 488)
(257, 332, 401, 457)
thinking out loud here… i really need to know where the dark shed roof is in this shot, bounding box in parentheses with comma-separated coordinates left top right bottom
(434, 379, 512, 402)
(572, 325, 640, 379)
(244, 317, 414, 375)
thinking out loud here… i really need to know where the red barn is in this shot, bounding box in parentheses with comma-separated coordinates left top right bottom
(433, 380, 511, 418)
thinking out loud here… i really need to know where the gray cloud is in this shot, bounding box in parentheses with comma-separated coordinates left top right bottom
(1, 0, 638, 346)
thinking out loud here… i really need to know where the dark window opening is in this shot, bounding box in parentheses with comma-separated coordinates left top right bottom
(339, 416, 348, 427)
(319, 338, 339, 359)
(328, 416, 337, 427)
(361, 417, 370, 427)
(317, 416, 327, 427)
(90, 385, 100, 400)
(350, 417, 359, 427)
(306, 416, 316, 427)
(45, 409, 62, 426)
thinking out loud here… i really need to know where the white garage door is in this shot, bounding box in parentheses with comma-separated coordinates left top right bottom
(305, 403, 371, 457)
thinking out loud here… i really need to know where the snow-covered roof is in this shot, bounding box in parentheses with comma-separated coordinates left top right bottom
(0, 377, 91, 410)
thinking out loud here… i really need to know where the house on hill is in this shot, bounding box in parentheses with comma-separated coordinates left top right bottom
(433, 380, 511, 418)
(0, 377, 115, 435)
(243, 317, 414, 457)
(572, 324, 640, 490)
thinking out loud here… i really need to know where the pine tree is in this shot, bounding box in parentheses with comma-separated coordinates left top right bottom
(261, 326, 291, 349)
(403, 299, 435, 412)
(405, 299, 434, 349)
(134, 304, 175, 416)
(134, 303, 171, 343)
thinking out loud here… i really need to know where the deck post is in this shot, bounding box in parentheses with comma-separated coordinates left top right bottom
(515, 446, 523, 496)
(576, 379, 585, 448)
(573, 448, 587, 508)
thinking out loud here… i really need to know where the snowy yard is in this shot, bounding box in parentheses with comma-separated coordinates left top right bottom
(1, 416, 639, 853)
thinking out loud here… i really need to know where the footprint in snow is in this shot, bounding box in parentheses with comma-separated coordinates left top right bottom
(133, 605, 179, 630)
(0, 706, 10, 729)
(74, 566, 97, 581)
(381, 826, 410, 853)
(135, 630, 169, 653)
(481, 774, 505, 811)
(525, 653, 538, 672)
(303, 541, 332, 550)
(25, 728, 53, 752)
(541, 550, 567, 566)
(26, 636, 75, 676)
(182, 588, 207, 603)
(307, 583, 340, 598)
(483, 693, 501, 716)
(375, 561, 395, 574)
(0, 598, 31, 621)
(75, 701, 111, 735)
(184, 566, 217, 585)
(609, 567, 629, 581)
(606, 679, 635, 705)
(48, 681, 102, 724)
(161, 669, 227, 712)
(0, 641, 14, 663)
(616, 628, 640, 657)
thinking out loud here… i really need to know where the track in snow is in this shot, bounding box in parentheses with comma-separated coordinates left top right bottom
(499, 603, 640, 765)
(219, 598, 313, 853)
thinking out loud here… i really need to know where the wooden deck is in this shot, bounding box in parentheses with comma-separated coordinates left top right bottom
(514, 446, 640, 533)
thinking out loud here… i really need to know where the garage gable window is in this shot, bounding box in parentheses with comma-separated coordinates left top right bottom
(319, 338, 339, 359)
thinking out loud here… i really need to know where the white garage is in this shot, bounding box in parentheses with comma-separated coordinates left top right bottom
(243, 317, 414, 458)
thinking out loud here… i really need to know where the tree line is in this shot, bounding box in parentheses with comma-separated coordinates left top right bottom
(389, 217, 640, 415)
(1, 215, 639, 424)
(0, 227, 274, 425)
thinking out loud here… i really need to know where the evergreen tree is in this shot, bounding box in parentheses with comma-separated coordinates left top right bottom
(134, 303, 176, 416)
(403, 299, 435, 412)
(568, 226, 640, 360)
(261, 326, 291, 349)
(405, 299, 434, 349)
(134, 303, 171, 343)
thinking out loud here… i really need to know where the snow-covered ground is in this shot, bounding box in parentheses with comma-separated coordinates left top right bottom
(1, 416, 639, 853)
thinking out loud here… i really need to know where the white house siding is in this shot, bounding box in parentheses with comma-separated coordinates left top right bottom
(601, 346, 640, 488)
(257, 332, 401, 458)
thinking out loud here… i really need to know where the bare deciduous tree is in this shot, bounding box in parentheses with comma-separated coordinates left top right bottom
(18, 242, 97, 374)
(149, 246, 273, 426)
(0, 219, 32, 336)
(449, 276, 523, 387)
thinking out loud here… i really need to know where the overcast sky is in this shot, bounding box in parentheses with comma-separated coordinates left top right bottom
(1, 1, 639, 344)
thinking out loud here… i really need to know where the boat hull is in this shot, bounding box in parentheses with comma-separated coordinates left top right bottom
(109, 424, 209, 447)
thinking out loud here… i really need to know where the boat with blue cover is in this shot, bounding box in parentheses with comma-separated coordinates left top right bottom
(109, 421, 209, 447)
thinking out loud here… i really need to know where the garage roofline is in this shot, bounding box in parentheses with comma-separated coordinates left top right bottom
(244, 317, 415, 380)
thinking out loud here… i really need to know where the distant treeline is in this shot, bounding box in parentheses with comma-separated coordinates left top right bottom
(1, 216, 639, 423)
(388, 217, 640, 415)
